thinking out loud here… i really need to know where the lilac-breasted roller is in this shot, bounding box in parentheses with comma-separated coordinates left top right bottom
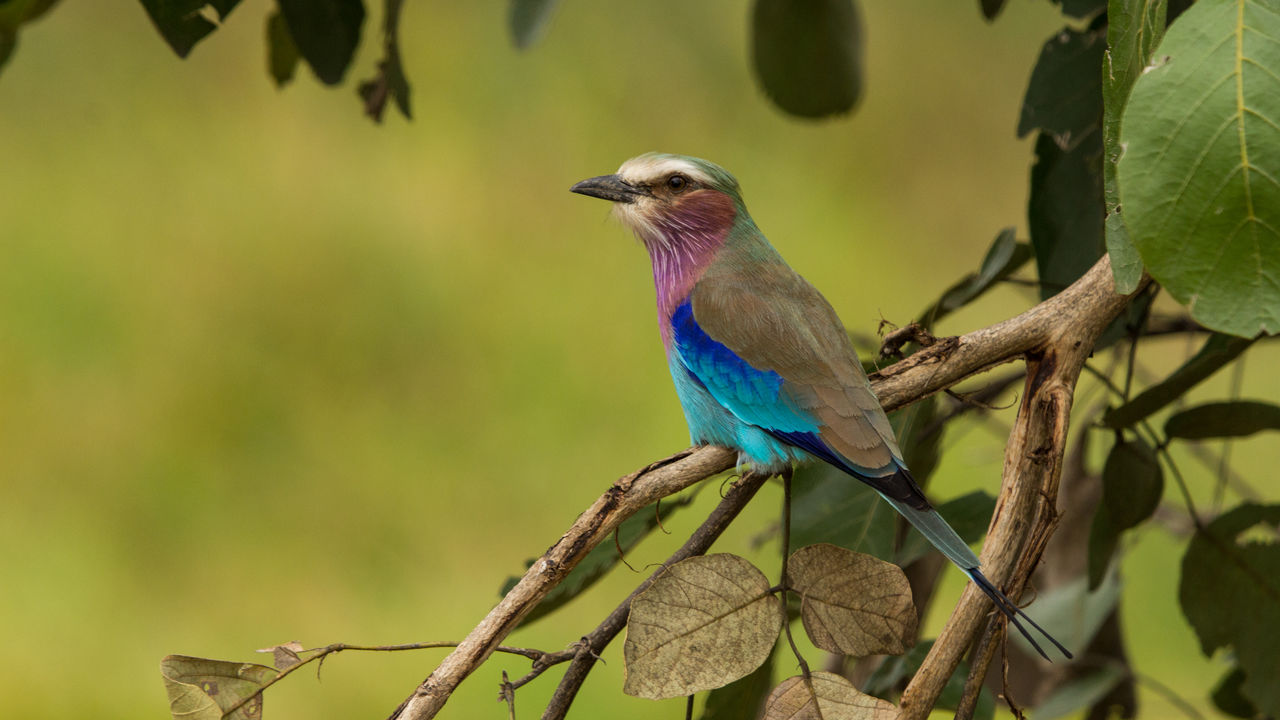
(571, 153, 1070, 660)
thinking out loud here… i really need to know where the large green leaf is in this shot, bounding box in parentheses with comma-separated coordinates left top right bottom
(791, 397, 945, 561)
(1118, 0, 1280, 337)
(863, 640, 995, 720)
(139, 0, 240, 58)
(700, 650, 775, 720)
(751, 0, 863, 118)
(265, 10, 300, 87)
(1088, 435, 1163, 588)
(1009, 572, 1120, 657)
(509, 0, 558, 50)
(276, 0, 365, 85)
(1021, 24, 1108, 301)
(1211, 666, 1259, 719)
(1057, 0, 1108, 17)
(792, 465, 894, 559)
(1164, 399, 1280, 439)
(1018, 26, 1106, 147)
(1103, 0, 1168, 292)
(917, 228, 1032, 328)
(1180, 503, 1280, 716)
(0, 0, 57, 72)
(1035, 664, 1128, 720)
(1103, 332, 1255, 429)
(1029, 129, 1106, 299)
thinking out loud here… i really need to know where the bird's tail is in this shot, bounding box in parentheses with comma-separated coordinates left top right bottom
(884, 496, 1073, 661)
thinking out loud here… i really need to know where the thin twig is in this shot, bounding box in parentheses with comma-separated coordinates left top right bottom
(540, 472, 772, 720)
(778, 474, 812, 677)
(953, 620, 1000, 720)
(221, 641, 547, 717)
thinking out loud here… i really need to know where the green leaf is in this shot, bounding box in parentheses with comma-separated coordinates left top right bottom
(792, 463, 896, 560)
(918, 228, 1033, 328)
(1057, 0, 1108, 18)
(160, 655, 275, 720)
(794, 398, 991, 568)
(1022, 23, 1152, 348)
(751, 0, 863, 119)
(1180, 503, 1280, 717)
(787, 544, 917, 656)
(276, 0, 365, 85)
(1019, 26, 1106, 147)
(897, 490, 996, 567)
(1103, 0, 1168, 292)
(1103, 332, 1255, 429)
(357, 0, 411, 122)
(0, 28, 13, 70)
(1009, 572, 1120, 657)
(863, 640, 994, 720)
(500, 495, 689, 628)
(1100, 437, 1164, 529)
(624, 554, 783, 699)
(700, 649, 775, 720)
(1165, 400, 1280, 439)
(265, 10, 299, 87)
(1211, 666, 1258, 719)
(1118, 0, 1280, 337)
(1035, 664, 1127, 720)
(890, 395, 942, 489)
(0, 0, 57, 72)
(978, 0, 1007, 21)
(1088, 436, 1163, 588)
(762, 672, 901, 720)
(1021, 22, 1111, 305)
(509, 0, 558, 50)
(1029, 126, 1106, 301)
(139, 0, 240, 58)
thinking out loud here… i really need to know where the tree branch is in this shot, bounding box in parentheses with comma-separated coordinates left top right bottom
(389, 255, 1148, 720)
(900, 256, 1149, 718)
(541, 470, 771, 719)
(387, 448, 737, 720)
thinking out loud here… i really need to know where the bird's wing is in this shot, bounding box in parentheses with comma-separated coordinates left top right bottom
(672, 256, 930, 509)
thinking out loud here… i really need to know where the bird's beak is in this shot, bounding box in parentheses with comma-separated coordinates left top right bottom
(570, 174, 648, 204)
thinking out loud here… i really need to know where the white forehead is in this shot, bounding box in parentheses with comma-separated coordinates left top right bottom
(616, 155, 715, 187)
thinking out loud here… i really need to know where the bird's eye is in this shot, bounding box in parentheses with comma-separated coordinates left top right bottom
(667, 174, 688, 192)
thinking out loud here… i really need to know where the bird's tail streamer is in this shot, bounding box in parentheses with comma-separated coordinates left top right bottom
(884, 496, 1073, 661)
(965, 567, 1073, 660)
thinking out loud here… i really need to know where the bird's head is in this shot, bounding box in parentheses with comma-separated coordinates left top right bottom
(571, 153, 746, 250)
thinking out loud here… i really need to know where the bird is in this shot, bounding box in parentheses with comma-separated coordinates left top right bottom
(571, 152, 1070, 660)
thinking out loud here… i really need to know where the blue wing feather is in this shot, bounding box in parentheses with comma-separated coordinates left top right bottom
(668, 300, 1073, 661)
(671, 300, 818, 435)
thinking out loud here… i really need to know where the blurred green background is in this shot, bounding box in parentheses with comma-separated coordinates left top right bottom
(1, 2, 1275, 719)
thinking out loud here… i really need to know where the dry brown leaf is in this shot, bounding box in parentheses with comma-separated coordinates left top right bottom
(763, 672, 902, 720)
(256, 641, 305, 670)
(787, 543, 916, 656)
(623, 553, 783, 699)
(160, 655, 276, 720)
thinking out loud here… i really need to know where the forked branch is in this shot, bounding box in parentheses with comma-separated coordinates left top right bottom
(389, 255, 1147, 720)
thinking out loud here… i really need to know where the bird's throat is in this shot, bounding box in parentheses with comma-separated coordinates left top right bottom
(637, 191, 738, 344)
